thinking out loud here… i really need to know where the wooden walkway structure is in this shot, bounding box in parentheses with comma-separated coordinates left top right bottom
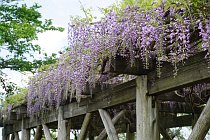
(1, 52, 210, 139)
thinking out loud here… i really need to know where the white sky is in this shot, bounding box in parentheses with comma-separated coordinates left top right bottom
(26, 0, 117, 55)
(3, 0, 117, 88)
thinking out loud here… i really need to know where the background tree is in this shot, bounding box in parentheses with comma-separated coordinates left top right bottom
(0, 0, 64, 96)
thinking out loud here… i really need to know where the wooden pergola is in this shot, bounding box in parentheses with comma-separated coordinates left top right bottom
(1, 52, 210, 140)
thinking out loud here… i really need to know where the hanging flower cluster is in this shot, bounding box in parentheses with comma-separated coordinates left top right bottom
(27, 4, 210, 115)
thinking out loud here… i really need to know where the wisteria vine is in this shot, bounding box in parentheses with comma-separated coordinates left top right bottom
(27, 3, 210, 115)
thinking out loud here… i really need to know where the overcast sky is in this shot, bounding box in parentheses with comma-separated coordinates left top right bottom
(2, 0, 117, 88)
(25, 0, 117, 55)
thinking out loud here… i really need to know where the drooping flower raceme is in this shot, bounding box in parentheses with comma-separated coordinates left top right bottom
(27, 5, 210, 116)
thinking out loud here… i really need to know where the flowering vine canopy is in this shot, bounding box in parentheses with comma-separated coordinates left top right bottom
(27, 0, 210, 115)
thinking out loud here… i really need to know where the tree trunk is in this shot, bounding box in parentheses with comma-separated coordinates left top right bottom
(99, 109, 119, 140)
(188, 98, 210, 140)
(136, 76, 159, 140)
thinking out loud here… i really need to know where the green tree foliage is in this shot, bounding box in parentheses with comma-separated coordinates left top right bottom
(0, 0, 64, 96)
(0, 0, 63, 71)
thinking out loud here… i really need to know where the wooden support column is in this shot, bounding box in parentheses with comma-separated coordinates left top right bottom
(96, 110, 126, 140)
(2, 128, 9, 140)
(11, 134, 15, 140)
(160, 126, 172, 140)
(126, 124, 134, 140)
(34, 125, 42, 140)
(88, 129, 95, 140)
(58, 107, 67, 140)
(78, 113, 92, 140)
(66, 120, 71, 140)
(136, 76, 159, 140)
(2, 135, 9, 140)
(42, 124, 52, 140)
(14, 132, 20, 140)
(99, 109, 119, 140)
(188, 98, 210, 140)
(21, 129, 30, 140)
(21, 117, 30, 140)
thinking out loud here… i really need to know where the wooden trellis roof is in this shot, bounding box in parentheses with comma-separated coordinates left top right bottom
(1, 51, 210, 139)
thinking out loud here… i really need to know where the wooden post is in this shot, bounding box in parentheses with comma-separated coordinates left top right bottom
(126, 124, 134, 140)
(2, 135, 9, 140)
(66, 120, 71, 140)
(42, 124, 52, 140)
(11, 134, 15, 140)
(88, 129, 95, 140)
(34, 125, 42, 140)
(192, 113, 199, 128)
(21, 117, 30, 140)
(21, 129, 30, 140)
(2, 127, 9, 140)
(136, 76, 159, 140)
(78, 113, 92, 140)
(14, 132, 20, 140)
(99, 109, 119, 140)
(96, 110, 126, 140)
(159, 126, 172, 140)
(58, 107, 67, 140)
(188, 98, 210, 140)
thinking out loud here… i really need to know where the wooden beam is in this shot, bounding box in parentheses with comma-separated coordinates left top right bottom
(159, 102, 203, 113)
(78, 113, 92, 140)
(34, 125, 42, 140)
(96, 110, 126, 140)
(161, 115, 193, 128)
(136, 76, 159, 140)
(42, 124, 52, 140)
(149, 52, 210, 95)
(160, 126, 172, 140)
(66, 120, 71, 140)
(188, 98, 210, 140)
(58, 107, 67, 140)
(105, 55, 155, 75)
(99, 109, 119, 140)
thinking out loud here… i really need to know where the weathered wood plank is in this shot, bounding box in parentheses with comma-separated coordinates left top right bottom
(161, 115, 193, 128)
(160, 126, 172, 140)
(58, 107, 67, 140)
(78, 113, 92, 140)
(126, 124, 135, 140)
(34, 125, 42, 140)
(99, 109, 119, 140)
(21, 129, 30, 140)
(42, 124, 52, 140)
(14, 132, 20, 140)
(66, 120, 71, 140)
(96, 110, 126, 140)
(149, 52, 210, 95)
(136, 76, 159, 140)
(188, 98, 210, 140)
